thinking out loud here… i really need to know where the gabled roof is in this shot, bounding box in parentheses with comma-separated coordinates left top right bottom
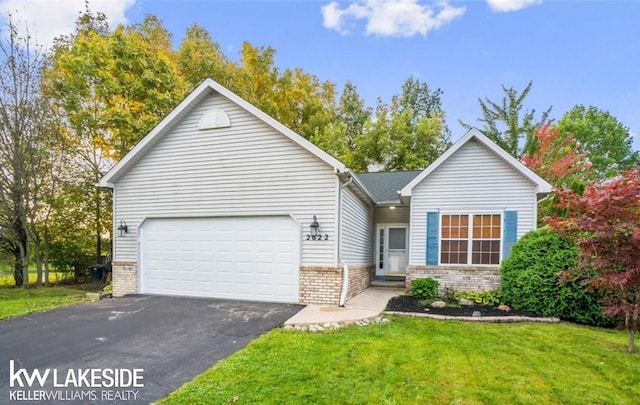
(400, 128, 553, 197)
(98, 78, 346, 187)
(354, 171, 422, 204)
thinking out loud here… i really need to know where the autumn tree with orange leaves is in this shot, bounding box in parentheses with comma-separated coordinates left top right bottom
(522, 122, 591, 188)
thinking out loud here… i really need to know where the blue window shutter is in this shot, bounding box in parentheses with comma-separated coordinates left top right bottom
(426, 211, 439, 265)
(502, 211, 518, 260)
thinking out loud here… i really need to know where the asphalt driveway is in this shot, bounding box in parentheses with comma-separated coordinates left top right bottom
(0, 295, 303, 404)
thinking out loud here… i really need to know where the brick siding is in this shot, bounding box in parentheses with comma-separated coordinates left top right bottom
(299, 265, 343, 305)
(112, 261, 138, 296)
(406, 265, 501, 293)
(345, 264, 374, 301)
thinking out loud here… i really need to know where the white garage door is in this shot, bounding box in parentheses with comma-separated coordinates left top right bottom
(140, 217, 299, 303)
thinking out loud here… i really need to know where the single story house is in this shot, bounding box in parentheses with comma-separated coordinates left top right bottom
(98, 78, 552, 305)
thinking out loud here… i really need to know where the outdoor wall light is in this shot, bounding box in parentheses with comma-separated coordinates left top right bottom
(310, 215, 320, 237)
(117, 220, 129, 237)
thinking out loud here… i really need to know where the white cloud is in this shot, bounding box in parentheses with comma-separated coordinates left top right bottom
(0, 0, 137, 48)
(321, 0, 466, 38)
(486, 0, 543, 13)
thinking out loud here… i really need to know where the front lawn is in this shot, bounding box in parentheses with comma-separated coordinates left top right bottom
(0, 286, 89, 320)
(161, 317, 638, 404)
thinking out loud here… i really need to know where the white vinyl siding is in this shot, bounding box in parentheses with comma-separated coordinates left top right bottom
(409, 139, 537, 264)
(113, 93, 338, 265)
(375, 206, 410, 224)
(339, 186, 373, 263)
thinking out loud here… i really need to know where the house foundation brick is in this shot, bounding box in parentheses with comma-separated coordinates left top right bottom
(299, 265, 342, 305)
(299, 264, 374, 305)
(406, 265, 501, 293)
(346, 264, 374, 301)
(112, 261, 138, 296)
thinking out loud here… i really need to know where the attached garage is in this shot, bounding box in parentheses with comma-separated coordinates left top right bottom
(139, 216, 299, 303)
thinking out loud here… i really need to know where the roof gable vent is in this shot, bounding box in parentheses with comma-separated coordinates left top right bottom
(199, 109, 231, 130)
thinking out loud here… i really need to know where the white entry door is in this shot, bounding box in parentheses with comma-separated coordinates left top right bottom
(376, 225, 408, 277)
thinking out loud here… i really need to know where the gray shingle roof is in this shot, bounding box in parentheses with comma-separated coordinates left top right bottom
(354, 170, 422, 203)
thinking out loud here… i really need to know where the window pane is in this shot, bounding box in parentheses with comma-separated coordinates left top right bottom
(460, 215, 469, 227)
(389, 228, 406, 249)
(460, 224, 469, 238)
(441, 240, 468, 264)
(442, 215, 450, 227)
(472, 240, 500, 265)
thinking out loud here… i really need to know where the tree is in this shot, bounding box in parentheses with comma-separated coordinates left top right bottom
(230, 42, 337, 141)
(177, 24, 235, 88)
(521, 122, 590, 187)
(556, 105, 639, 180)
(461, 81, 551, 158)
(0, 14, 51, 286)
(370, 77, 451, 171)
(44, 9, 185, 263)
(546, 169, 640, 353)
(312, 81, 371, 171)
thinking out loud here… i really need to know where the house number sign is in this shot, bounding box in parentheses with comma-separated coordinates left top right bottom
(306, 234, 329, 241)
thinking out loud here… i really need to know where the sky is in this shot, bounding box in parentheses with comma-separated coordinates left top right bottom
(2, 0, 639, 150)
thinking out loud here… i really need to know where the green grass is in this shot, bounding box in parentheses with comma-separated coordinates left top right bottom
(161, 318, 639, 405)
(0, 286, 89, 320)
(0, 270, 71, 287)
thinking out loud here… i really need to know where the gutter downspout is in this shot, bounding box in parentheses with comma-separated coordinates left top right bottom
(338, 173, 354, 307)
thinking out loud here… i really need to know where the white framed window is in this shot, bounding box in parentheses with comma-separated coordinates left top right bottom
(440, 213, 501, 265)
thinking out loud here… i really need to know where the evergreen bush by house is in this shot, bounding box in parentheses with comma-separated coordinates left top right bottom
(500, 229, 614, 327)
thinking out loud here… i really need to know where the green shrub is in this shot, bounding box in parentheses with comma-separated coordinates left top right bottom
(500, 229, 614, 327)
(454, 290, 501, 307)
(411, 278, 439, 300)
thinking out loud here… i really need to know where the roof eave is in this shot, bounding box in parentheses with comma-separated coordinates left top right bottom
(400, 128, 553, 196)
(99, 78, 347, 186)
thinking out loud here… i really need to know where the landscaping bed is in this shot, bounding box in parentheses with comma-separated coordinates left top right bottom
(386, 295, 541, 318)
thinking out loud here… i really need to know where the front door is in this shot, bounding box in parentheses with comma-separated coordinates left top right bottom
(376, 225, 408, 277)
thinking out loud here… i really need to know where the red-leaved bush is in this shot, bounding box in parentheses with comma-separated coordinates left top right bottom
(546, 169, 640, 353)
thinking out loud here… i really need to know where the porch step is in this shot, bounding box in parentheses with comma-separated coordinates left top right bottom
(371, 280, 405, 288)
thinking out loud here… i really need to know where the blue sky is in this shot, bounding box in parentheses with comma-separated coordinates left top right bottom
(3, 0, 639, 149)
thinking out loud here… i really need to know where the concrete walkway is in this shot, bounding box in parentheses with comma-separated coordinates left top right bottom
(285, 287, 404, 326)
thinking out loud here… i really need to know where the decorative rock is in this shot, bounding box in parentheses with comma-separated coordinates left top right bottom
(459, 298, 474, 306)
(472, 311, 482, 317)
(431, 300, 447, 308)
(497, 304, 511, 312)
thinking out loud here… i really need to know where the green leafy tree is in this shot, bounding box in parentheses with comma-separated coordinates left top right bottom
(44, 9, 185, 263)
(369, 77, 451, 171)
(556, 105, 639, 180)
(313, 81, 371, 171)
(177, 24, 236, 88)
(461, 81, 551, 158)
